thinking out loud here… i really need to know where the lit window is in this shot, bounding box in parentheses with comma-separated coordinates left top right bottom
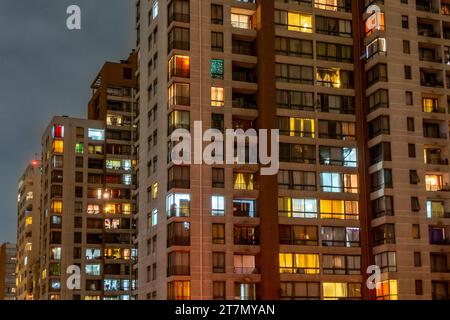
(26, 192, 33, 200)
(25, 242, 32, 251)
(51, 247, 61, 260)
(211, 195, 225, 216)
(86, 249, 101, 260)
(153, 0, 159, 19)
(278, 197, 317, 218)
(88, 128, 105, 141)
(279, 253, 319, 274)
(376, 280, 398, 300)
(87, 204, 100, 214)
(152, 182, 158, 199)
(211, 87, 224, 107)
(168, 55, 190, 79)
(168, 281, 190, 300)
(52, 125, 64, 138)
(320, 200, 359, 220)
(106, 114, 123, 126)
(231, 13, 252, 29)
(211, 59, 224, 79)
(166, 193, 191, 218)
(75, 143, 84, 154)
(152, 209, 158, 226)
(53, 140, 64, 153)
(51, 201, 62, 213)
(287, 12, 312, 33)
(85, 264, 101, 276)
(168, 82, 190, 106)
(105, 219, 120, 230)
(25, 216, 32, 226)
(233, 173, 254, 190)
(323, 282, 361, 300)
(427, 200, 445, 218)
(422, 98, 439, 113)
(425, 174, 443, 191)
(122, 174, 132, 185)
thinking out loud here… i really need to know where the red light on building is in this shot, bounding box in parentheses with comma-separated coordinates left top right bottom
(31, 160, 39, 166)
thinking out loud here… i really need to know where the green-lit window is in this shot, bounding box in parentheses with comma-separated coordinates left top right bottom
(211, 59, 224, 79)
(75, 143, 84, 154)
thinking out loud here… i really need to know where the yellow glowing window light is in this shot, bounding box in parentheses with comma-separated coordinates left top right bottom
(323, 282, 347, 300)
(25, 216, 33, 226)
(51, 201, 63, 213)
(376, 280, 398, 300)
(278, 197, 292, 217)
(169, 55, 190, 78)
(122, 203, 131, 214)
(25, 242, 32, 251)
(344, 174, 358, 193)
(287, 12, 312, 33)
(425, 174, 443, 191)
(315, 0, 338, 11)
(422, 98, 437, 112)
(52, 140, 64, 153)
(211, 87, 224, 107)
(234, 173, 254, 190)
(152, 182, 158, 199)
(289, 118, 314, 138)
(174, 281, 190, 300)
(104, 203, 117, 214)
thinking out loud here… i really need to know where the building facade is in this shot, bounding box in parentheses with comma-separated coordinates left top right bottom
(133, 0, 450, 300)
(0, 243, 16, 300)
(16, 161, 41, 299)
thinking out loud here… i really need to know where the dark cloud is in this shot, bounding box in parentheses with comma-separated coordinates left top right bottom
(0, 0, 133, 242)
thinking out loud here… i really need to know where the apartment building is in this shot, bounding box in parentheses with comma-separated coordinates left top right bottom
(0, 243, 16, 300)
(38, 114, 136, 300)
(16, 161, 41, 299)
(364, 0, 450, 300)
(134, 0, 450, 300)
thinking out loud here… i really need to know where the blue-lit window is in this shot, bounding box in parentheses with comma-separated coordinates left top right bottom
(88, 128, 105, 141)
(211, 59, 224, 79)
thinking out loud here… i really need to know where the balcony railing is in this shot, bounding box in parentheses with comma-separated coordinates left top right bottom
(234, 267, 259, 274)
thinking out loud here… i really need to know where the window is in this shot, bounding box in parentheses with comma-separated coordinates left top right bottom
(316, 16, 352, 37)
(211, 59, 224, 79)
(168, 27, 190, 52)
(233, 199, 256, 218)
(166, 193, 191, 218)
(408, 144, 416, 158)
(279, 143, 316, 163)
(279, 253, 320, 274)
(368, 89, 388, 112)
(427, 200, 445, 218)
(372, 196, 394, 218)
(168, 82, 190, 106)
(75, 143, 84, 154)
(323, 283, 362, 300)
(213, 282, 226, 300)
(316, 68, 353, 88)
(212, 223, 225, 244)
(88, 129, 105, 141)
(277, 170, 316, 191)
(167, 281, 190, 300)
(321, 227, 360, 247)
(53, 140, 64, 153)
(211, 4, 223, 24)
(168, 55, 190, 79)
(212, 168, 224, 188)
(274, 10, 312, 32)
(425, 174, 443, 191)
(276, 63, 313, 84)
(367, 63, 387, 87)
(320, 172, 358, 193)
(416, 280, 423, 295)
(212, 252, 225, 273)
(280, 282, 320, 300)
(152, 0, 159, 19)
(52, 125, 64, 138)
(375, 252, 397, 272)
(167, 251, 190, 276)
(231, 13, 253, 30)
(234, 226, 259, 245)
(376, 280, 398, 300)
(404, 65, 412, 79)
(320, 200, 358, 220)
(278, 197, 317, 218)
(403, 93, 413, 108)
(211, 195, 225, 216)
(414, 252, 422, 267)
(211, 32, 224, 52)
(403, 40, 411, 54)
(319, 146, 357, 167)
(401, 15, 409, 29)
(211, 87, 224, 107)
(279, 225, 318, 246)
(407, 117, 415, 131)
(275, 37, 312, 58)
(412, 224, 421, 239)
(151, 209, 158, 227)
(317, 42, 352, 63)
(373, 224, 396, 246)
(233, 172, 254, 190)
(51, 201, 63, 213)
(85, 264, 101, 276)
(323, 255, 361, 275)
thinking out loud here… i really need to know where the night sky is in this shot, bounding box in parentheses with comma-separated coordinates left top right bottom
(0, 0, 133, 242)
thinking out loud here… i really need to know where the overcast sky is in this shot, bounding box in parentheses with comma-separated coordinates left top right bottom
(0, 0, 134, 243)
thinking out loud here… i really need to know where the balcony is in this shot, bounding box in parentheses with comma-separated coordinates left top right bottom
(416, 0, 439, 13)
(429, 226, 450, 245)
(234, 267, 259, 274)
(419, 45, 442, 63)
(420, 69, 444, 88)
(233, 199, 258, 218)
(232, 65, 257, 83)
(167, 236, 190, 247)
(232, 92, 257, 109)
(417, 19, 441, 38)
